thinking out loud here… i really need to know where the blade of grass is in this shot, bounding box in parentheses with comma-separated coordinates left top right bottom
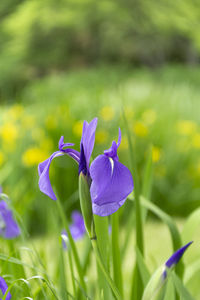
(135, 247, 150, 287)
(58, 237, 68, 300)
(56, 198, 86, 294)
(111, 211, 123, 297)
(171, 272, 194, 300)
(94, 215, 112, 299)
(122, 110, 144, 300)
(141, 146, 153, 221)
(181, 207, 200, 244)
(140, 196, 183, 278)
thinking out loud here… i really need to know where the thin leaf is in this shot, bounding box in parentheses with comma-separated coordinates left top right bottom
(171, 272, 194, 300)
(181, 207, 200, 244)
(111, 210, 123, 296)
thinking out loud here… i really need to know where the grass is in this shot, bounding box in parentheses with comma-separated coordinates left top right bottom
(11, 218, 197, 299)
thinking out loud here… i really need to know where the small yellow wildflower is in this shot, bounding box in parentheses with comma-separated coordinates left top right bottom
(22, 147, 48, 167)
(133, 121, 148, 137)
(120, 136, 129, 150)
(142, 109, 157, 125)
(95, 130, 108, 144)
(152, 146, 161, 162)
(192, 133, 200, 149)
(73, 120, 83, 137)
(45, 114, 58, 130)
(100, 106, 114, 121)
(176, 120, 197, 136)
(0, 122, 18, 145)
(0, 152, 4, 166)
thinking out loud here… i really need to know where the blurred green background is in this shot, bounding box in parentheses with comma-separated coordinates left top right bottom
(0, 0, 200, 234)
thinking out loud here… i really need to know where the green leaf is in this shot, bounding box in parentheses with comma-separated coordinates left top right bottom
(94, 215, 112, 300)
(135, 247, 150, 287)
(171, 272, 194, 300)
(181, 207, 200, 244)
(111, 210, 123, 296)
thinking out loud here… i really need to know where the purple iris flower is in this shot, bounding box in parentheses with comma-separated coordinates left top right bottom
(0, 277, 11, 300)
(62, 210, 85, 249)
(90, 128, 133, 216)
(162, 241, 193, 279)
(0, 201, 20, 239)
(38, 118, 133, 216)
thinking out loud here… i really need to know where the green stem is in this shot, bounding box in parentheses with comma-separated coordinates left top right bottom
(111, 212, 123, 297)
(91, 239, 122, 300)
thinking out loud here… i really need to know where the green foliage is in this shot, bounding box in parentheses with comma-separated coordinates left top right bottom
(0, 0, 200, 95)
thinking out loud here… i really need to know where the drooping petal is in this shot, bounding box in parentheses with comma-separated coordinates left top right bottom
(38, 151, 63, 200)
(0, 276, 11, 300)
(58, 136, 80, 162)
(58, 136, 74, 151)
(90, 155, 133, 216)
(81, 118, 98, 171)
(0, 201, 20, 239)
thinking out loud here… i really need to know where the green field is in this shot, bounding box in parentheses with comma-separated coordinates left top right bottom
(0, 65, 200, 299)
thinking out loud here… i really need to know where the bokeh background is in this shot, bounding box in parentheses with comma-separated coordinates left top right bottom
(0, 0, 200, 235)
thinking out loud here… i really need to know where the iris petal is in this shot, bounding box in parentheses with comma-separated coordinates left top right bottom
(0, 201, 20, 239)
(81, 118, 98, 170)
(90, 155, 133, 216)
(0, 276, 11, 300)
(38, 151, 63, 200)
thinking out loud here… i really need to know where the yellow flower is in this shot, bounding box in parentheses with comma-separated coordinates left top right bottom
(0, 152, 4, 166)
(152, 146, 161, 162)
(0, 122, 18, 148)
(45, 114, 58, 130)
(133, 121, 148, 137)
(120, 136, 129, 150)
(176, 120, 197, 136)
(95, 130, 108, 144)
(192, 133, 200, 149)
(100, 106, 114, 121)
(22, 147, 49, 167)
(73, 120, 83, 137)
(142, 109, 157, 125)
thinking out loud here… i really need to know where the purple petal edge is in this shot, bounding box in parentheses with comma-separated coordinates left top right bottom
(165, 241, 193, 268)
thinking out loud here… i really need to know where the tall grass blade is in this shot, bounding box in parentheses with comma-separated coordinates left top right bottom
(111, 211, 123, 297)
(94, 215, 112, 299)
